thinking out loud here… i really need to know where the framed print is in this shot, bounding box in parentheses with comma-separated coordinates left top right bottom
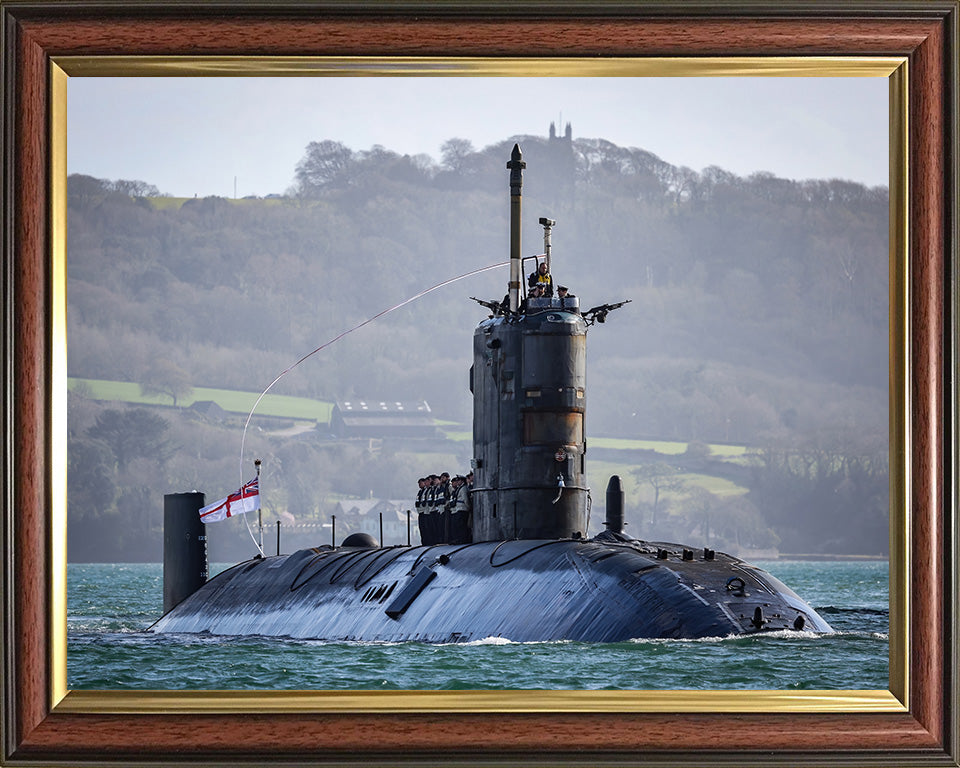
(2, 2, 957, 766)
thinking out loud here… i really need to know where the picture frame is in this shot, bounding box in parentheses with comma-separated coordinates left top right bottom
(2, 2, 956, 765)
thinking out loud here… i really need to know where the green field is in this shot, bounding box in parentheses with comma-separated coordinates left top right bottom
(147, 197, 188, 211)
(588, 459, 749, 498)
(147, 196, 288, 212)
(588, 436, 749, 457)
(69, 378, 333, 422)
(72, 375, 755, 531)
(446, 431, 748, 457)
(70, 377, 750, 501)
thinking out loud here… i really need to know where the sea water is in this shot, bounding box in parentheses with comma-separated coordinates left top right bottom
(67, 559, 889, 691)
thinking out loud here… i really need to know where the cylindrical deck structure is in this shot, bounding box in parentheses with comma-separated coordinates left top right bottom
(163, 492, 208, 613)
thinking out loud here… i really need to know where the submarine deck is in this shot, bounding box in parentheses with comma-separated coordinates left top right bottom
(150, 537, 831, 643)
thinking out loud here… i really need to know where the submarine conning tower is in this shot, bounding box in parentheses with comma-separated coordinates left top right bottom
(469, 145, 591, 540)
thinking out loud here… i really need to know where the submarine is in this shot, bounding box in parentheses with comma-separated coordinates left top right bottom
(150, 145, 833, 642)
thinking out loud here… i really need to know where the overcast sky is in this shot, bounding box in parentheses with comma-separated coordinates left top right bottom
(67, 76, 888, 198)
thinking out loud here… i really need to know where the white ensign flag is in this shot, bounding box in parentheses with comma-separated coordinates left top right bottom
(198, 477, 260, 523)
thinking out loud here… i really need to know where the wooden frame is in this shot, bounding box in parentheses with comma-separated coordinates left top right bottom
(2, 2, 957, 765)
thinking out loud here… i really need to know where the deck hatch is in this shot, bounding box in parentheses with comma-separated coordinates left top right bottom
(385, 566, 436, 619)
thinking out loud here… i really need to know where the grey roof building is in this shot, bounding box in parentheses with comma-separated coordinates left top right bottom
(330, 400, 436, 439)
(188, 400, 228, 421)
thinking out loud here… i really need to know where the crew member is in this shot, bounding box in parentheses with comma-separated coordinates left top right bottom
(528, 261, 554, 297)
(447, 475, 472, 544)
(417, 476, 432, 545)
(425, 474, 439, 508)
(415, 477, 428, 509)
(522, 283, 543, 312)
(420, 474, 440, 545)
(435, 472, 452, 543)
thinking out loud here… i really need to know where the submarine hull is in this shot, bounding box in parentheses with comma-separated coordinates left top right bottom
(153, 147, 834, 645)
(150, 537, 831, 642)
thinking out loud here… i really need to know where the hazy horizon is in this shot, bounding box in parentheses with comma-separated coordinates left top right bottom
(68, 76, 888, 198)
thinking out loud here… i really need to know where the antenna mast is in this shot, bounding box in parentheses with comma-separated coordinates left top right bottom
(255, 458, 262, 553)
(506, 144, 525, 313)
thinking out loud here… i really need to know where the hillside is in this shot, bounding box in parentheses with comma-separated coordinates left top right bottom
(66, 130, 889, 561)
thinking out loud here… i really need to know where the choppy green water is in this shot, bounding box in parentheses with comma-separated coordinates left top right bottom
(68, 560, 888, 690)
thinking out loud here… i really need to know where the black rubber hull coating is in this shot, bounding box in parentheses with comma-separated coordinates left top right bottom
(150, 536, 832, 642)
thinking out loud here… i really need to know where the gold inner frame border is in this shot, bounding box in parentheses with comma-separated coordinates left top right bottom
(49, 55, 909, 716)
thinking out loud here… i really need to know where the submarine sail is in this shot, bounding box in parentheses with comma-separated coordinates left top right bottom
(151, 145, 833, 642)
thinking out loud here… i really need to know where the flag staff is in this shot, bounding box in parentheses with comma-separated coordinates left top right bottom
(254, 458, 263, 553)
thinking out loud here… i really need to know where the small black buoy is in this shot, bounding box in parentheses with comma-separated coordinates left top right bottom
(342, 532, 378, 548)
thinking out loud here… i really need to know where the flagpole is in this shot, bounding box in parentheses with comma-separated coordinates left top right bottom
(254, 458, 263, 554)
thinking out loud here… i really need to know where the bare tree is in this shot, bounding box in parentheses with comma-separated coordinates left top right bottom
(140, 359, 193, 407)
(295, 140, 354, 195)
(631, 462, 686, 528)
(111, 179, 160, 198)
(440, 138, 475, 173)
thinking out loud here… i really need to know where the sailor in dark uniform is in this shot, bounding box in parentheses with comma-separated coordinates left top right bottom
(435, 472, 451, 543)
(415, 477, 429, 544)
(415, 477, 428, 509)
(448, 475, 472, 544)
(420, 474, 440, 545)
